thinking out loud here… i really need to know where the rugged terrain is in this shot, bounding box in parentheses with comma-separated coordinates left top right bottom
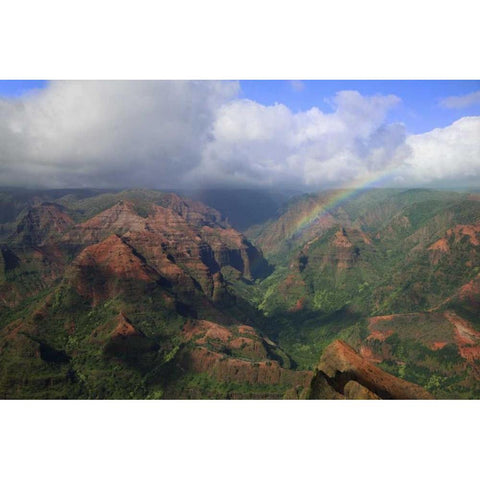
(0, 189, 302, 398)
(0, 187, 479, 398)
(245, 188, 480, 398)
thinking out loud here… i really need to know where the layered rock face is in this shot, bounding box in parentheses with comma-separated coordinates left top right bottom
(298, 227, 374, 272)
(309, 340, 433, 400)
(70, 234, 164, 305)
(181, 346, 312, 397)
(179, 319, 313, 398)
(7, 195, 270, 305)
(63, 198, 269, 300)
(15, 203, 74, 246)
(0, 191, 283, 399)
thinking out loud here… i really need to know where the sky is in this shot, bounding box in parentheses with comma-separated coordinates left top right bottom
(0, 80, 479, 191)
(240, 80, 480, 134)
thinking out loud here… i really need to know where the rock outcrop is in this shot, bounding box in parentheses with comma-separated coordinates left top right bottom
(309, 340, 433, 399)
(180, 319, 313, 397)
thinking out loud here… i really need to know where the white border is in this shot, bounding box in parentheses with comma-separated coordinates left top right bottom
(0, 0, 479, 79)
(0, 2, 478, 478)
(1, 400, 479, 479)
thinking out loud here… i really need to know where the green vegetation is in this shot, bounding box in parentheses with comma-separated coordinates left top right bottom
(238, 188, 480, 397)
(1, 187, 480, 398)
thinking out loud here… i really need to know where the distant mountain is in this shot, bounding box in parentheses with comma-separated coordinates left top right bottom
(185, 188, 300, 231)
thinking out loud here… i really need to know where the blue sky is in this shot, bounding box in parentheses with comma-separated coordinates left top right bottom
(239, 80, 480, 134)
(0, 80, 47, 97)
(0, 80, 479, 134)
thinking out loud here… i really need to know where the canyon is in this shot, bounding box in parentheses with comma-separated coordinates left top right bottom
(0, 187, 479, 398)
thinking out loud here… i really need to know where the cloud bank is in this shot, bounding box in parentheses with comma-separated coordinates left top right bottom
(0, 81, 239, 188)
(0, 81, 478, 190)
(405, 117, 480, 183)
(189, 91, 409, 188)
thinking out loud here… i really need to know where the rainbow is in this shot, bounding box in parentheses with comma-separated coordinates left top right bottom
(288, 168, 401, 240)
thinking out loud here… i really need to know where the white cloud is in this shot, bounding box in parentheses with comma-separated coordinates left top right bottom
(0, 82, 478, 191)
(439, 90, 480, 109)
(403, 116, 480, 183)
(188, 91, 407, 188)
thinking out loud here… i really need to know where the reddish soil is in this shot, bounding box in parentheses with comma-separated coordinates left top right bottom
(289, 297, 306, 312)
(182, 319, 269, 361)
(73, 234, 155, 282)
(332, 229, 353, 248)
(366, 315, 397, 344)
(428, 238, 449, 253)
(448, 224, 480, 246)
(111, 313, 143, 338)
(445, 311, 480, 365)
(77, 201, 146, 237)
(237, 325, 257, 336)
(458, 276, 480, 300)
(368, 314, 403, 326)
(183, 320, 233, 343)
(283, 273, 305, 288)
(182, 346, 313, 388)
(363, 310, 480, 380)
(313, 340, 433, 399)
(90, 312, 143, 343)
(359, 345, 382, 363)
(359, 231, 373, 245)
(367, 329, 394, 341)
(228, 337, 256, 349)
(427, 223, 480, 260)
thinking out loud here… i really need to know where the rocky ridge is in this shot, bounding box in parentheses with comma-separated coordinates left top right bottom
(309, 340, 433, 399)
